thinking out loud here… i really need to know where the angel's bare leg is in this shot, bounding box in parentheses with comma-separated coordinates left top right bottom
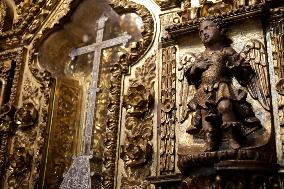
(217, 99, 237, 123)
(217, 99, 241, 150)
(201, 109, 217, 151)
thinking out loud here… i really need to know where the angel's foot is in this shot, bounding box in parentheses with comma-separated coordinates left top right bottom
(204, 142, 216, 152)
(204, 132, 217, 152)
(220, 122, 242, 150)
(186, 126, 200, 134)
(205, 112, 219, 123)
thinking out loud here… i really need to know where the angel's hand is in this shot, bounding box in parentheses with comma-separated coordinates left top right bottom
(227, 53, 244, 69)
(195, 60, 212, 71)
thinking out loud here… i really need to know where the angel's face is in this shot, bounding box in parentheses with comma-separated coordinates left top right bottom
(199, 20, 221, 46)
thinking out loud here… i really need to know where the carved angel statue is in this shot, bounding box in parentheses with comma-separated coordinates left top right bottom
(179, 17, 270, 152)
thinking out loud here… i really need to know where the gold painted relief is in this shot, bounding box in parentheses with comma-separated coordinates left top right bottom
(42, 78, 82, 188)
(154, 0, 181, 10)
(160, 46, 177, 175)
(270, 17, 284, 165)
(120, 53, 156, 189)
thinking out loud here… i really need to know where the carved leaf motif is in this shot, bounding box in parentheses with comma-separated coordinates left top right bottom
(121, 53, 156, 188)
(132, 54, 157, 92)
(160, 46, 177, 174)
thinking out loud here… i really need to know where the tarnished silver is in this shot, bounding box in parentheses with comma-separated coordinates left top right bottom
(60, 14, 131, 189)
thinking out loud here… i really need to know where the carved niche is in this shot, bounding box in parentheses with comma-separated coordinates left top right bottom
(43, 79, 82, 188)
(0, 0, 156, 189)
(12, 0, 156, 188)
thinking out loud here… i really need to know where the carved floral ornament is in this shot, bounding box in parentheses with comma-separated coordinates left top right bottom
(0, 0, 63, 48)
(121, 53, 156, 188)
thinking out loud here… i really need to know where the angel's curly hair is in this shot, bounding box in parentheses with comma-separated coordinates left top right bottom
(198, 16, 233, 46)
(199, 16, 226, 32)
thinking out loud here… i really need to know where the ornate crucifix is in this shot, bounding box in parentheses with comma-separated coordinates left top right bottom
(60, 14, 131, 189)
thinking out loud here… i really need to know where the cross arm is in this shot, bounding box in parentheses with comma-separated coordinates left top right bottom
(69, 34, 132, 60)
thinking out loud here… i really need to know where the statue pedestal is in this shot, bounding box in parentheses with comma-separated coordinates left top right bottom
(181, 160, 278, 189)
(147, 149, 278, 189)
(179, 149, 278, 189)
(147, 174, 183, 189)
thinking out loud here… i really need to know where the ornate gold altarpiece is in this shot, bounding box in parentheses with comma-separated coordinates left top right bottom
(0, 0, 283, 188)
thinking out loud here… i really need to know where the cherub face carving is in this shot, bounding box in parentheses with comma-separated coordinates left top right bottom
(199, 20, 222, 45)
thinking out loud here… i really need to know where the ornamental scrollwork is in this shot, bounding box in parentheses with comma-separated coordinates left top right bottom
(0, 1, 6, 31)
(102, 1, 156, 188)
(270, 16, 284, 166)
(160, 46, 177, 175)
(4, 101, 38, 188)
(109, 0, 155, 67)
(154, 0, 181, 10)
(120, 53, 156, 189)
(179, 0, 265, 21)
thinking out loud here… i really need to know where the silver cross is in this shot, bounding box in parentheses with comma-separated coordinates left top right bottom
(60, 14, 131, 189)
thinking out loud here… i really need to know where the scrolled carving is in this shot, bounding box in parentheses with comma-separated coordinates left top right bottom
(2, 48, 53, 188)
(0, 1, 6, 31)
(167, 3, 265, 38)
(160, 46, 177, 175)
(120, 53, 156, 189)
(0, 104, 15, 179)
(121, 84, 153, 167)
(270, 18, 284, 166)
(0, 48, 23, 105)
(0, 0, 76, 49)
(102, 1, 156, 188)
(109, 0, 155, 67)
(178, 0, 264, 22)
(6, 101, 38, 188)
(154, 0, 181, 10)
(14, 102, 38, 129)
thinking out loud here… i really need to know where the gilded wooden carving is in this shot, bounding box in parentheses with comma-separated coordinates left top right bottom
(160, 46, 177, 175)
(43, 79, 82, 188)
(0, 1, 6, 31)
(6, 101, 38, 188)
(0, 0, 283, 188)
(120, 53, 156, 189)
(1, 49, 53, 188)
(179, 0, 265, 21)
(270, 11, 284, 166)
(149, 1, 282, 188)
(154, 0, 181, 10)
(0, 0, 74, 49)
(102, 1, 155, 188)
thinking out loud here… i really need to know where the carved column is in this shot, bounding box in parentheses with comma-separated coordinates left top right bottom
(269, 8, 284, 171)
(160, 46, 177, 175)
(148, 45, 183, 188)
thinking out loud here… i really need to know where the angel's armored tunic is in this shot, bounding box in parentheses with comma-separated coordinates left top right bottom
(185, 47, 259, 129)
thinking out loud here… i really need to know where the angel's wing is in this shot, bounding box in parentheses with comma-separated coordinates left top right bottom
(178, 52, 196, 123)
(240, 40, 271, 111)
